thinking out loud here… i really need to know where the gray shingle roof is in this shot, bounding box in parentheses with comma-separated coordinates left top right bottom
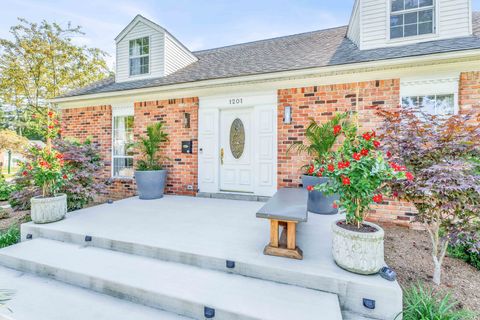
(58, 12, 480, 99)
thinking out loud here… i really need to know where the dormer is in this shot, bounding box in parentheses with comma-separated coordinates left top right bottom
(115, 15, 197, 83)
(347, 0, 474, 50)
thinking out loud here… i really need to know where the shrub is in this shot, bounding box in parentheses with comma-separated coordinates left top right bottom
(10, 138, 105, 212)
(448, 231, 480, 270)
(378, 108, 480, 285)
(400, 283, 476, 320)
(0, 175, 14, 201)
(0, 226, 20, 248)
(313, 124, 409, 227)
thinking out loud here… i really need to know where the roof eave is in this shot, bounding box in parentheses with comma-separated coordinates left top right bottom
(50, 48, 480, 105)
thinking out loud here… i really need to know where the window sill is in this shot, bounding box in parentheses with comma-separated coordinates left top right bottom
(388, 32, 438, 44)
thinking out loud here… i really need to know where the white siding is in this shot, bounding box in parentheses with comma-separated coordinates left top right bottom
(347, 0, 361, 46)
(355, 0, 472, 50)
(115, 21, 165, 83)
(164, 33, 197, 76)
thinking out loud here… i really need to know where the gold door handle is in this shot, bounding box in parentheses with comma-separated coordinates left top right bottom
(220, 148, 224, 165)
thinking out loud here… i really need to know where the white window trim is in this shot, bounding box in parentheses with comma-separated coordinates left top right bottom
(400, 76, 459, 115)
(128, 36, 151, 77)
(111, 106, 135, 179)
(387, 0, 439, 42)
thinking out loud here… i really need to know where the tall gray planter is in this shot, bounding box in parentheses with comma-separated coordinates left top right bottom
(301, 175, 339, 214)
(135, 170, 167, 200)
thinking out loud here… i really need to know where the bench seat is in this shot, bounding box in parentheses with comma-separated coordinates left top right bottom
(256, 188, 308, 259)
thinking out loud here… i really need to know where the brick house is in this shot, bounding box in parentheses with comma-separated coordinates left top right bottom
(52, 1, 480, 226)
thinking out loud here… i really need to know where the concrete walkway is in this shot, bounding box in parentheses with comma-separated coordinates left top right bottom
(7, 195, 401, 319)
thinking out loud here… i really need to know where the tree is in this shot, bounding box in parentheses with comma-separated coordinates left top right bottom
(0, 18, 111, 138)
(378, 108, 480, 285)
(0, 129, 28, 153)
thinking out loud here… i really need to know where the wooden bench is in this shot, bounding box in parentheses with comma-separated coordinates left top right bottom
(256, 188, 308, 260)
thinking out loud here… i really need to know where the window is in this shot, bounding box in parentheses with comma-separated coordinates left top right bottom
(129, 37, 149, 76)
(401, 94, 455, 115)
(390, 0, 434, 39)
(113, 115, 134, 177)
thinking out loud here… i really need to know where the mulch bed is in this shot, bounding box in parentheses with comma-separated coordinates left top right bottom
(383, 226, 480, 314)
(0, 201, 30, 231)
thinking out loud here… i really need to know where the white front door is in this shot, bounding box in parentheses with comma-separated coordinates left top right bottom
(219, 109, 253, 193)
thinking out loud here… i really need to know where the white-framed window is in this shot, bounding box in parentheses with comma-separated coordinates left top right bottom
(112, 115, 134, 178)
(401, 94, 455, 115)
(129, 37, 149, 76)
(390, 0, 435, 39)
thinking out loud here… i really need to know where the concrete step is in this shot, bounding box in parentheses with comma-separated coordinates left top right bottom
(0, 266, 191, 320)
(21, 214, 402, 320)
(0, 238, 342, 320)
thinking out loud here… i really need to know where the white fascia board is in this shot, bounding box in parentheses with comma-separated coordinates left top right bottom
(51, 49, 480, 106)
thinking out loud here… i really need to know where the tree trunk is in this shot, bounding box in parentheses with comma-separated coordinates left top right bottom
(433, 257, 442, 285)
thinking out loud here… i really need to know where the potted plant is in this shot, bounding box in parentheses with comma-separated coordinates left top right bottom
(313, 128, 411, 274)
(134, 122, 169, 200)
(288, 112, 352, 214)
(27, 110, 68, 224)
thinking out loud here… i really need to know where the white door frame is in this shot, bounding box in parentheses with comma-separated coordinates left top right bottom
(198, 91, 277, 196)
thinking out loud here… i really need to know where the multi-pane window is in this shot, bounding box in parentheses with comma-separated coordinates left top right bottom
(401, 94, 455, 115)
(391, 0, 435, 39)
(129, 37, 149, 76)
(113, 116, 134, 177)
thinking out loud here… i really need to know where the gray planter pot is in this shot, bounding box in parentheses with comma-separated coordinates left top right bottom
(135, 170, 167, 200)
(30, 193, 67, 224)
(301, 175, 339, 214)
(331, 219, 385, 275)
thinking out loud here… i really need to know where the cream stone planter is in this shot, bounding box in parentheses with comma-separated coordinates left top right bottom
(30, 193, 67, 224)
(331, 219, 385, 275)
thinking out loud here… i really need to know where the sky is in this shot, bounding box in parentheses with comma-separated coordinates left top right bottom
(1, 0, 479, 69)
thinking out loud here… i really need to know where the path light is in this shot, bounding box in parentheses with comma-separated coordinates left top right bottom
(283, 106, 292, 124)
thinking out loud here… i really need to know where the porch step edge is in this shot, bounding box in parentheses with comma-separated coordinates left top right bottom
(0, 238, 342, 320)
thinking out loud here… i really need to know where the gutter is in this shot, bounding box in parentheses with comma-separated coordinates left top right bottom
(50, 48, 480, 104)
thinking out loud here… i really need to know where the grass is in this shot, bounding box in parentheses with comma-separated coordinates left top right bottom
(399, 283, 477, 320)
(0, 226, 20, 249)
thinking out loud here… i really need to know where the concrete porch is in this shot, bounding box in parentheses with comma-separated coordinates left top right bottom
(0, 195, 402, 320)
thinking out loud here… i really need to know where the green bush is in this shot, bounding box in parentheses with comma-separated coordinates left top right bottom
(0, 175, 14, 201)
(399, 283, 476, 320)
(0, 226, 20, 248)
(448, 231, 480, 270)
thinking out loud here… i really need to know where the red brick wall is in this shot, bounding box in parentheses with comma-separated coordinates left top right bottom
(134, 97, 198, 196)
(61, 105, 136, 199)
(276, 79, 420, 226)
(459, 71, 480, 113)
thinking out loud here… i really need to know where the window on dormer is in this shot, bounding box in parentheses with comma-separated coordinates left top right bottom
(390, 0, 434, 39)
(129, 37, 149, 76)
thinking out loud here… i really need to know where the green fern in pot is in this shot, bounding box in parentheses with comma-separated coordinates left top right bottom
(134, 122, 169, 200)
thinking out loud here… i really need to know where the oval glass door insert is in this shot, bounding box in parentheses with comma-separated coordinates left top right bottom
(229, 118, 245, 159)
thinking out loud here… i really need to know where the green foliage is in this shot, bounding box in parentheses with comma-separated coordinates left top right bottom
(400, 283, 476, 320)
(0, 18, 111, 138)
(0, 175, 14, 201)
(0, 226, 20, 248)
(448, 231, 480, 270)
(135, 122, 169, 171)
(313, 126, 409, 226)
(287, 112, 354, 165)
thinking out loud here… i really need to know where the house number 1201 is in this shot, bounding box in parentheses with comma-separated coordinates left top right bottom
(229, 98, 243, 105)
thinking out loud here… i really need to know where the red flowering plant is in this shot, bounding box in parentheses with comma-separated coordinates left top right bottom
(19, 110, 68, 197)
(312, 126, 411, 228)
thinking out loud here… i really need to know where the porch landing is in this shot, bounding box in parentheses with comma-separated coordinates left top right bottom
(14, 195, 400, 319)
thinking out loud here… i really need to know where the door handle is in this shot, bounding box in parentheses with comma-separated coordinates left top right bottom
(220, 148, 224, 165)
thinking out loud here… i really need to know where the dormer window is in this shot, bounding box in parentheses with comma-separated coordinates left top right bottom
(390, 0, 434, 39)
(129, 37, 149, 76)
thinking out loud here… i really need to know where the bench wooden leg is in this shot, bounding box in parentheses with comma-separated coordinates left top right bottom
(270, 220, 279, 247)
(264, 219, 303, 260)
(287, 222, 296, 250)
